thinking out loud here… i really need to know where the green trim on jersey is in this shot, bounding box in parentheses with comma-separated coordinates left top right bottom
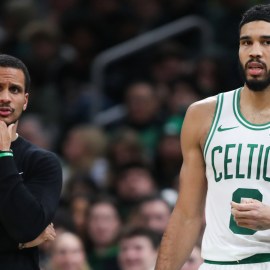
(203, 93, 224, 158)
(204, 253, 270, 265)
(233, 88, 270, 130)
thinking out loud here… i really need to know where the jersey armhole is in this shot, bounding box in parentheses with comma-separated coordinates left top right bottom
(203, 93, 224, 158)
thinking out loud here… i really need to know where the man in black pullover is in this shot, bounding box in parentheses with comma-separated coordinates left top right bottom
(0, 54, 62, 269)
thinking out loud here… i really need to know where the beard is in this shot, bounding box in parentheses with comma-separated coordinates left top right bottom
(239, 60, 270, 92)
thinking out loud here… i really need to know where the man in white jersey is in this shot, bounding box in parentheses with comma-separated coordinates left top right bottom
(155, 4, 270, 270)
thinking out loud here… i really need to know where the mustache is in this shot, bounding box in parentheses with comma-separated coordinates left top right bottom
(0, 105, 15, 112)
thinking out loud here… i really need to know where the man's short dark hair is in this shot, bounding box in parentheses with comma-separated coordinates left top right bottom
(0, 54, 31, 93)
(240, 4, 270, 30)
(137, 194, 172, 213)
(119, 227, 162, 250)
(115, 161, 154, 180)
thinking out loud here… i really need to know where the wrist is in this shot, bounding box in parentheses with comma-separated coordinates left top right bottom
(0, 150, 13, 158)
(18, 242, 26, 250)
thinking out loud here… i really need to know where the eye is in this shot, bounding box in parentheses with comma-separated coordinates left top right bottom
(262, 40, 270, 45)
(9, 86, 21, 93)
(241, 40, 252, 46)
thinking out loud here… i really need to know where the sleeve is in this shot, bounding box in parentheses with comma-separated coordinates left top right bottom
(0, 150, 62, 244)
(0, 224, 18, 251)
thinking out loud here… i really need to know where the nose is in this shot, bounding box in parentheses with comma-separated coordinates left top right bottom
(0, 89, 11, 103)
(249, 42, 263, 58)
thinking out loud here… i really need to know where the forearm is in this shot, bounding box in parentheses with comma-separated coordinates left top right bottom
(19, 223, 56, 250)
(155, 210, 203, 270)
(0, 226, 18, 252)
(0, 153, 62, 242)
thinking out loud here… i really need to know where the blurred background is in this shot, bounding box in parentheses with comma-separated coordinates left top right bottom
(2, 0, 268, 269)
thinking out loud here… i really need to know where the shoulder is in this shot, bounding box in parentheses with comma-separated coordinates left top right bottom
(15, 137, 61, 167)
(182, 95, 218, 148)
(184, 95, 217, 129)
(30, 147, 61, 169)
(187, 95, 217, 117)
(25, 146, 62, 178)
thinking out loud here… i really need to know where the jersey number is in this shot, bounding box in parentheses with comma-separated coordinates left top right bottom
(229, 188, 262, 235)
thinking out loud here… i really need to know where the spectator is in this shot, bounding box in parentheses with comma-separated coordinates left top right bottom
(149, 43, 193, 88)
(167, 78, 201, 116)
(118, 227, 161, 270)
(0, 0, 37, 55)
(69, 194, 91, 241)
(39, 207, 76, 270)
(194, 55, 227, 97)
(204, 0, 250, 90)
(19, 20, 65, 126)
(63, 172, 98, 203)
(181, 245, 203, 270)
(110, 162, 158, 219)
(61, 125, 109, 188)
(17, 113, 55, 150)
(45, 231, 92, 270)
(106, 128, 146, 170)
(85, 196, 121, 270)
(129, 195, 172, 234)
(153, 116, 183, 188)
(105, 81, 164, 158)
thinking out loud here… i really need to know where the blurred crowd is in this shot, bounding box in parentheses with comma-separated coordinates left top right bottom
(0, 0, 268, 269)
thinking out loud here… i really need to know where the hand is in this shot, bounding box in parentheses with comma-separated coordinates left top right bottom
(0, 121, 15, 150)
(22, 223, 56, 248)
(231, 199, 270, 230)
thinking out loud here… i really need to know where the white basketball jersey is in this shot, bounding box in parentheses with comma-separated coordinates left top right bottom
(203, 88, 270, 262)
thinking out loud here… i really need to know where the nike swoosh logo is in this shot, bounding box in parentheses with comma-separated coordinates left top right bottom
(217, 125, 239, 132)
(19, 172, 23, 175)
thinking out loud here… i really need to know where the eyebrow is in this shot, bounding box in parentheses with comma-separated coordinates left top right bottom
(240, 35, 270, 40)
(10, 83, 24, 91)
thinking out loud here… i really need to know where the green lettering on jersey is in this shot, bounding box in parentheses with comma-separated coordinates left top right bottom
(212, 146, 222, 182)
(236, 144, 245, 178)
(247, 144, 258, 179)
(256, 145, 264, 180)
(224, 144, 236, 179)
(263, 146, 270, 182)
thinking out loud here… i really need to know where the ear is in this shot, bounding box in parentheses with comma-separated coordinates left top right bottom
(23, 93, 29, 111)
